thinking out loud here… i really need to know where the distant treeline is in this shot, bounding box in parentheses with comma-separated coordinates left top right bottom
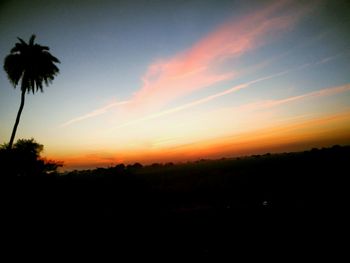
(54, 145, 348, 211)
(2, 144, 348, 256)
(3, 144, 349, 213)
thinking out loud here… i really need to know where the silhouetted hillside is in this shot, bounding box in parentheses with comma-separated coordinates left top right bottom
(2, 145, 349, 257)
(3, 144, 349, 213)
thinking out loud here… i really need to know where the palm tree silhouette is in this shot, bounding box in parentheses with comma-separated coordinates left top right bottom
(3, 35, 60, 149)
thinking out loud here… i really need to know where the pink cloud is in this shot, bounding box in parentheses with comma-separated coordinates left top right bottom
(128, 0, 304, 113)
(115, 70, 295, 128)
(116, 80, 350, 129)
(61, 1, 313, 128)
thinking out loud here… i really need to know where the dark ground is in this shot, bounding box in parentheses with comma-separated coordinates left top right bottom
(1, 145, 349, 258)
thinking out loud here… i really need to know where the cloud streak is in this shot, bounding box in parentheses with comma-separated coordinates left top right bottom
(114, 49, 349, 129)
(127, 0, 305, 112)
(116, 70, 289, 128)
(234, 83, 350, 113)
(116, 81, 350, 129)
(61, 53, 341, 129)
(61, 0, 310, 127)
(61, 100, 129, 127)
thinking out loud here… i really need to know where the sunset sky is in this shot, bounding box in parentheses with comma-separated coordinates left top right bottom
(1, 0, 350, 170)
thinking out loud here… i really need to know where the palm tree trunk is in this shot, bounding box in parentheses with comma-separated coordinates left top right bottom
(8, 89, 26, 149)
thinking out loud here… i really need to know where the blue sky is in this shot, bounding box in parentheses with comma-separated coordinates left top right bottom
(1, 0, 350, 169)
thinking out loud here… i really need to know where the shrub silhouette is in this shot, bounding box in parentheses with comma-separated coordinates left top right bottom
(3, 35, 60, 149)
(0, 138, 62, 177)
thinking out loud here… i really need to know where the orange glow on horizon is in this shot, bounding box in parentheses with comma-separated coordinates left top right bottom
(2, 0, 349, 175)
(51, 109, 350, 170)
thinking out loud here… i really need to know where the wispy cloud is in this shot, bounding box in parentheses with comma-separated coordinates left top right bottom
(116, 70, 290, 128)
(61, 0, 310, 128)
(61, 52, 340, 129)
(116, 81, 350, 129)
(61, 100, 129, 127)
(127, 0, 303, 112)
(159, 108, 350, 158)
(115, 45, 350, 128)
(234, 83, 350, 113)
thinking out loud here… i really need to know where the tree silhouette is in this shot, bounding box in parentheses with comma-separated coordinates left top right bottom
(0, 138, 63, 176)
(3, 35, 60, 149)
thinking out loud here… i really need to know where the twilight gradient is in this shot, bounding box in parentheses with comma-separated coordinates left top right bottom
(0, 0, 350, 170)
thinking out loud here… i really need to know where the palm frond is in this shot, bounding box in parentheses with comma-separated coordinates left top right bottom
(4, 35, 60, 94)
(29, 34, 36, 45)
(17, 37, 27, 45)
(4, 54, 24, 87)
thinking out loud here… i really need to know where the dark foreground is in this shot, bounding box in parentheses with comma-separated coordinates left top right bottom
(2, 145, 349, 258)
